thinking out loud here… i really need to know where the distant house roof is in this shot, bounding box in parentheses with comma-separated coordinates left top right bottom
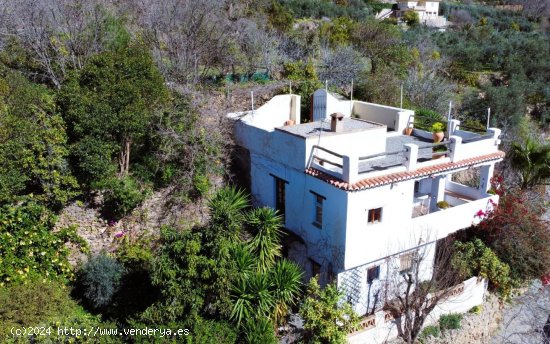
(305, 151, 505, 191)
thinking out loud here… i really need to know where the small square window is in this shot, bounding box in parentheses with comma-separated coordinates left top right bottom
(367, 265, 380, 284)
(400, 252, 415, 273)
(368, 207, 382, 224)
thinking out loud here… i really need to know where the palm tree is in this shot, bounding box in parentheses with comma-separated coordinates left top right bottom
(269, 259, 303, 326)
(246, 207, 283, 273)
(230, 272, 275, 326)
(207, 186, 249, 242)
(510, 138, 550, 190)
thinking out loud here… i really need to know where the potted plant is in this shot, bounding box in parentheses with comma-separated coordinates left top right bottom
(437, 201, 449, 209)
(404, 124, 413, 136)
(431, 122, 445, 143)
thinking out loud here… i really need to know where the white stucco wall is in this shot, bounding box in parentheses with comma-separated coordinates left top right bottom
(234, 94, 300, 130)
(348, 277, 487, 344)
(339, 242, 436, 316)
(352, 101, 413, 131)
(306, 126, 387, 163)
(248, 152, 350, 274)
(344, 181, 417, 269)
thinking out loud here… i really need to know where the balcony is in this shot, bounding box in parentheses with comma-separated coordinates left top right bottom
(308, 120, 502, 186)
(412, 180, 492, 218)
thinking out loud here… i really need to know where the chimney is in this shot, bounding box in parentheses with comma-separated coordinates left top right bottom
(330, 112, 344, 132)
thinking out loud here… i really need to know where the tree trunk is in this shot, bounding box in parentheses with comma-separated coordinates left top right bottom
(118, 137, 131, 176)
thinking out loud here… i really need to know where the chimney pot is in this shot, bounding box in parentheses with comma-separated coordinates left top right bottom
(330, 112, 344, 132)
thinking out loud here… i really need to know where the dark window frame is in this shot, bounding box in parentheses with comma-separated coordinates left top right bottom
(367, 207, 382, 224)
(271, 174, 288, 219)
(367, 265, 380, 284)
(310, 258, 321, 278)
(310, 191, 326, 229)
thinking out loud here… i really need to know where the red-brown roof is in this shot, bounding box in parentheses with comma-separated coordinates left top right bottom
(305, 151, 505, 191)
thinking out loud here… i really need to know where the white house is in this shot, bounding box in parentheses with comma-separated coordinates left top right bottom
(228, 90, 502, 339)
(397, 0, 447, 27)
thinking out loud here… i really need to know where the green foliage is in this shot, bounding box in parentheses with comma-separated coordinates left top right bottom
(185, 317, 238, 344)
(149, 93, 226, 199)
(439, 313, 463, 331)
(267, 1, 294, 31)
(230, 272, 276, 326)
(269, 259, 303, 325)
(437, 201, 449, 209)
(145, 224, 235, 322)
(246, 208, 283, 273)
(78, 253, 125, 309)
(431, 122, 445, 133)
(469, 305, 483, 314)
(452, 239, 512, 297)
(58, 43, 169, 184)
(0, 69, 78, 208)
(241, 316, 278, 344)
(280, 0, 371, 21)
(319, 17, 356, 47)
(0, 278, 75, 336)
(208, 187, 249, 242)
(418, 325, 440, 343)
(403, 11, 420, 26)
(299, 278, 359, 344)
(471, 187, 550, 282)
(0, 202, 85, 285)
(414, 109, 445, 131)
(0, 278, 117, 342)
(282, 60, 322, 122)
(510, 138, 550, 189)
(100, 176, 151, 220)
(352, 19, 411, 76)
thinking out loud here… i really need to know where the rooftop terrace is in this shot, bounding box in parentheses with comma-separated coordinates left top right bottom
(277, 118, 382, 138)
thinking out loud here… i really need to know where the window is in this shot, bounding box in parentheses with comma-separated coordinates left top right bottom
(367, 265, 380, 284)
(367, 207, 382, 224)
(273, 176, 287, 219)
(311, 259, 321, 277)
(414, 181, 420, 194)
(311, 191, 325, 228)
(400, 252, 415, 273)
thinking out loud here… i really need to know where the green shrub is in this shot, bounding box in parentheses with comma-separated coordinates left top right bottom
(437, 201, 450, 209)
(187, 318, 238, 344)
(101, 176, 150, 220)
(469, 305, 483, 314)
(414, 109, 445, 131)
(439, 313, 462, 331)
(403, 10, 419, 26)
(452, 239, 512, 297)
(241, 316, 277, 344)
(0, 278, 75, 336)
(431, 122, 446, 133)
(0, 278, 118, 342)
(0, 202, 86, 285)
(78, 253, 125, 309)
(418, 325, 440, 343)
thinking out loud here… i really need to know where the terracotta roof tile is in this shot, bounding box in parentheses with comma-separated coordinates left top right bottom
(304, 151, 505, 191)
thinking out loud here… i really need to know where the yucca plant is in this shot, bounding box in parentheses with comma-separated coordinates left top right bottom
(230, 272, 275, 326)
(208, 186, 248, 242)
(269, 259, 303, 326)
(246, 207, 283, 273)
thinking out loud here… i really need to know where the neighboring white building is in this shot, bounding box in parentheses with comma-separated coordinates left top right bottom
(396, 0, 447, 28)
(228, 90, 502, 338)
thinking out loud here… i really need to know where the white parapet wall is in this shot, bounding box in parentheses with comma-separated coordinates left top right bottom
(348, 277, 487, 344)
(353, 101, 414, 133)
